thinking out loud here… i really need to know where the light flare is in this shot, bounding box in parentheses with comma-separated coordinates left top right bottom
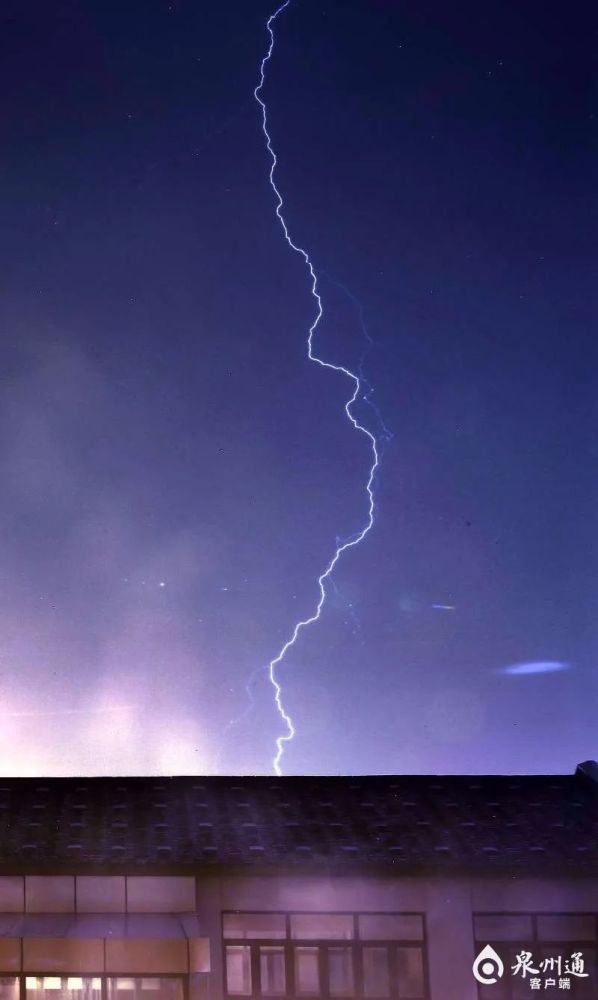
(498, 660, 570, 676)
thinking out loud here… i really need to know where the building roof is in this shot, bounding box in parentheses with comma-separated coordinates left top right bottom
(0, 766, 596, 876)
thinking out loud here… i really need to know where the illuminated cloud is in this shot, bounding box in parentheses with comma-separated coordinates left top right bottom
(498, 661, 570, 676)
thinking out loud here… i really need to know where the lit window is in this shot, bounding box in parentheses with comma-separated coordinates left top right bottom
(106, 980, 183, 1000)
(26, 980, 103, 1000)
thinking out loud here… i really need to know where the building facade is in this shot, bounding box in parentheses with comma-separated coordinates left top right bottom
(0, 765, 596, 1000)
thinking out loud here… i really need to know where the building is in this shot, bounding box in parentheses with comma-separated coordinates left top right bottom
(0, 763, 596, 1000)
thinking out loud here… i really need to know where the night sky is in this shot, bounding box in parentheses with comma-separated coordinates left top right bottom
(0, 0, 594, 777)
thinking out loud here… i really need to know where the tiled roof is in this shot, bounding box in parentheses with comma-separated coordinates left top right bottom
(0, 768, 595, 874)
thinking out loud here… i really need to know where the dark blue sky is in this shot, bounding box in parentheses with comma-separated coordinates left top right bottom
(0, 0, 594, 776)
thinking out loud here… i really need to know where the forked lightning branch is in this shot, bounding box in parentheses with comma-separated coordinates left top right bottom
(255, 0, 381, 775)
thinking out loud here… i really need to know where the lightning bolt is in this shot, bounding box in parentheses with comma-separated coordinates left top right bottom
(320, 269, 394, 472)
(253, 0, 385, 776)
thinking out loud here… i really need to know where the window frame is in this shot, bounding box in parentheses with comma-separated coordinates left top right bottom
(222, 910, 430, 999)
(472, 911, 598, 999)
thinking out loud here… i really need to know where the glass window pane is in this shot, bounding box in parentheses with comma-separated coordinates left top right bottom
(537, 914, 597, 942)
(295, 946, 320, 995)
(260, 946, 286, 995)
(474, 914, 533, 941)
(224, 911, 287, 939)
(536, 941, 597, 996)
(28, 979, 103, 1000)
(359, 914, 423, 941)
(291, 913, 354, 939)
(0, 980, 19, 1000)
(328, 947, 354, 996)
(363, 947, 390, 997)
(106, 981, 182, 1000)
(225, 946, 252, 996)
(396, 947, 425, 998)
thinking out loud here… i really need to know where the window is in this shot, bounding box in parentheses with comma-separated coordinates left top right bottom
(0, 980, 18, 1000)
(225, 946, 253, 995)
(291, 914, 354, 941)
(25, 979, 102, 1000)
(21, 979, 182, 1000)
(225, 912, 287, 940)
(260, 947, 286, 995)
(294, 947, 319, 996)
(359, 915, 423, 942)
(106, 981, 183, 1000)
(473, 913, 598, 1000)
(396, 949, 424, 999)
(363, 947, 390, 997)
(328, 947, 353, 996)
(223, 911, 429, 998)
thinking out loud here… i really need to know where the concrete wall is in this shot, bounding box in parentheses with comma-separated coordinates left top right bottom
(195, 872, 598, 1000)
(1, 872, 595, 997)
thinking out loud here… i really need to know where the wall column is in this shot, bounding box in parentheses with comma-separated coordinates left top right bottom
(424, 879, 477, 1000)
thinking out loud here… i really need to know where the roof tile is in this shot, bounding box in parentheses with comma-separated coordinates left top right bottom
(0, 773, 593, 873)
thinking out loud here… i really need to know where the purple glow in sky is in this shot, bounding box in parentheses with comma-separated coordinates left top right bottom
(0, 0, 594, 776)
